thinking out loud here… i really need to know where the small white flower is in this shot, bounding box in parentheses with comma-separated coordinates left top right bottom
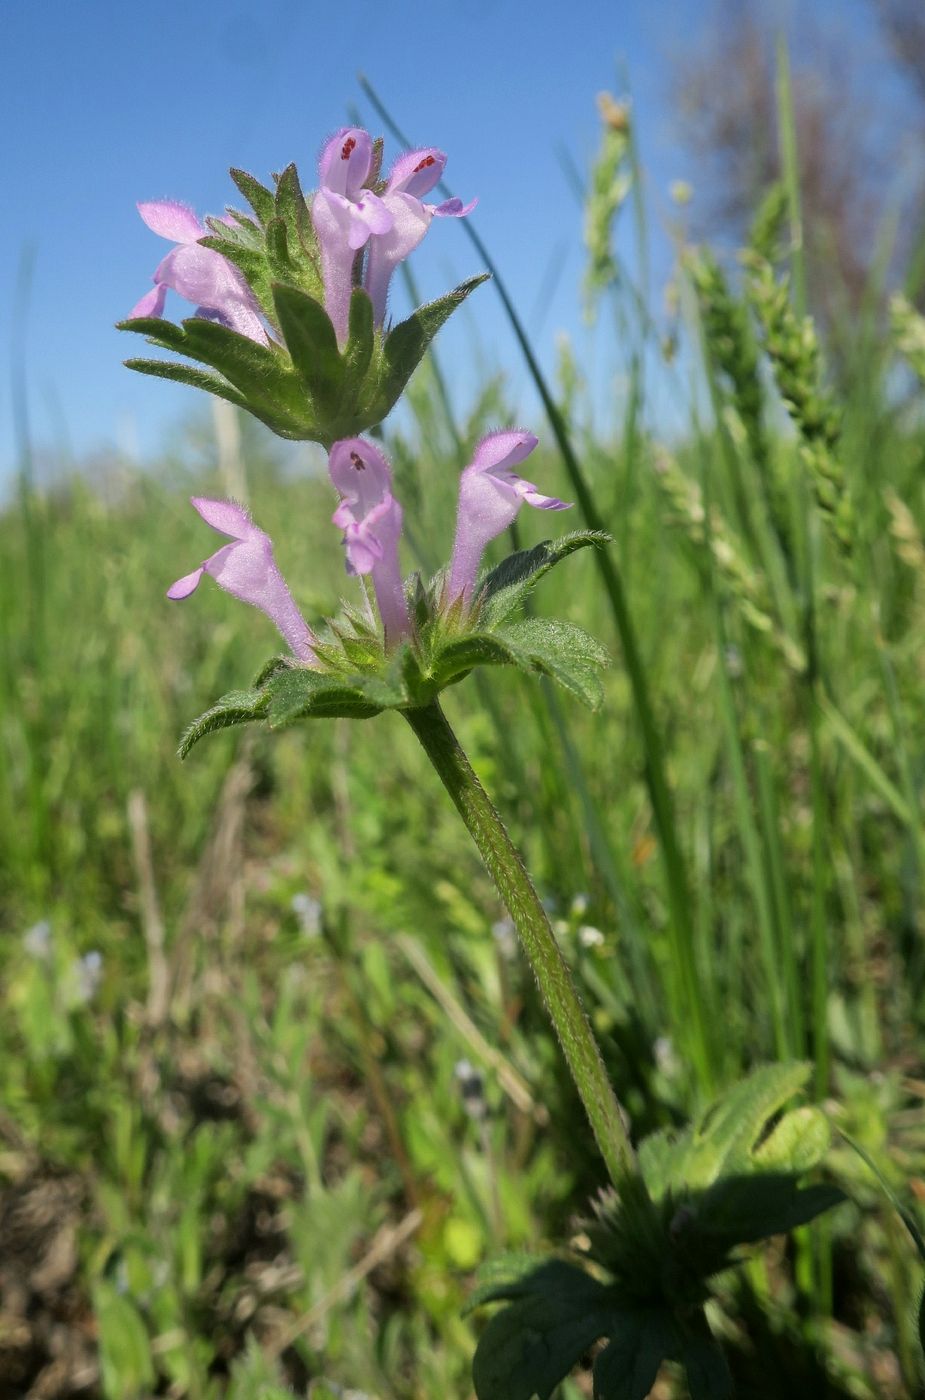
(578, 925, 605, 949)
(291, 892, 322, 938)
(654, 1035, 678, 1076)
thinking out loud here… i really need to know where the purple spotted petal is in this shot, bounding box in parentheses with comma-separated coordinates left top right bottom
(470, 430, 540, 474)
(329, 439, 409, 642)
(448, 431, 570, 603)
(314, 130, 394, 341)
(169, 497, 318, 663)
(386, 148, 447, 199)
(129, 283, 167, 319)
(319, 127, 374, 200)
(137, 199, 204, 243)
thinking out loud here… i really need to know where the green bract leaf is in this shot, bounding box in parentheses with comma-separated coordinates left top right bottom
(272, 282, 342, 409)
(374, 274, 489, 415)
(180, 318, 299, 411)
(265, 215, 295, 281)
(690, 1173, 845, 1249)
(463, 1254, 548, 1315)
(432, 632, 520, 687)
(477, 530, 611, 627)
(205, 212, 263, 246)
(343, 288, 375, 398)
(122, 358, 249, 413)
(116, 315, 190, 354)
(179, 687, 271, 759)
(230, 167, 276, 225)
(752, 1103, 831, 1173)
(265, 668, 383, 725)
(274, 164, 322, 296)
(251, 655, 291, 688)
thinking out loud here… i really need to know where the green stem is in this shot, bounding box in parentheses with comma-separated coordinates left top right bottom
(405, 699, 638, 1190)
(360, 76, 716, 1094)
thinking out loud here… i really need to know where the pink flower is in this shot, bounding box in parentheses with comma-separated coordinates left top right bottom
(329, 438, 410, 643)
(312, 129, 475, 344)
(168, 498, 317, 662)
(365, 147, 475, 327)
(128, 201, 267, 343)
(448, 431, 571, 604)
(312, 129, 393, 344)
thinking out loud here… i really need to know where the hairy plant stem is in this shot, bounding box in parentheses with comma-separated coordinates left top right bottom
(361, 75, 716, 1095)
(404, 699, 640, 1192)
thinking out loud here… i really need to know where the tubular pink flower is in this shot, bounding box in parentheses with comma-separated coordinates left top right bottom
(365, 147, 476, 327)
(448, 431, 571, 604)
(312, 129, 393, 344)
(168, 497, 318, 662)
(329, 439, 410, 643)
(128, 200, 268, 343)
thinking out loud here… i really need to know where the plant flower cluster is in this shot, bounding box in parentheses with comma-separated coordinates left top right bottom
(120, 128, 485, 443)
(168, 430, 570, 651)
(120, 119, 847, 1400)
(118, 123, 609, 752)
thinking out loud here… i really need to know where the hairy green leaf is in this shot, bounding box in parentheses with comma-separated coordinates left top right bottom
(122, 358, 249, 412)
(377, 274, 488, 408)
(501, 617, 609, 709)
(477, 530, 611, 627)
(179, 318, 300, 411)
(230, 167, 276, 225)
(343, 288, 376, 397)
(179, 687, 270, 758)
(471, 1261, 612, 1400)
(272, 282, 342, 408)
(266, 668, 381, 725)
(116, 315, 190, 354)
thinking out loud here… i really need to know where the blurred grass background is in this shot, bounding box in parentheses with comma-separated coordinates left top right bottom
(5, 6, 925, 1398)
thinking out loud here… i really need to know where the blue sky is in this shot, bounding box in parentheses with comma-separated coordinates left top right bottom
(0, 0, 887, 482)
